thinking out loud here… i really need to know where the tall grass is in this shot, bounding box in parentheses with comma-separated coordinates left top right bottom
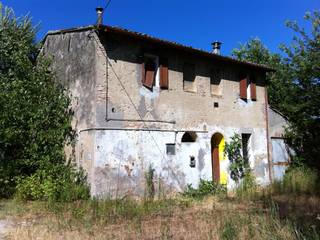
(44, 198, 190, 228)
(269, 166, 319, 195)
(3, 197, 304, 240)
(235, 171, 258, 200)
(2, 166, 319, 239)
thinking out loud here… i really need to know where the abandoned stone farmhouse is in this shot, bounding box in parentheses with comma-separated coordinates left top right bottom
(42, 21, 290, 198)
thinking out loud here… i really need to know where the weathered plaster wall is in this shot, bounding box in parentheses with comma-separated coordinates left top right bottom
(42, 30, 98, 188)
(42, 30, 97, 129)
(100, 34, 268, 131)
(91, 125, 269, 198)
(268, 106, 290, 181)
(268, 107, 288, 137)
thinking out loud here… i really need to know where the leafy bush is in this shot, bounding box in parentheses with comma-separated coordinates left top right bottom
(15, 164, 90, 201)
(182, 179, 226, 199)
(224, 134, 249, 183)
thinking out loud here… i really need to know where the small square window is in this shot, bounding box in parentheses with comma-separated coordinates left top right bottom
(166, 144, 176, 155)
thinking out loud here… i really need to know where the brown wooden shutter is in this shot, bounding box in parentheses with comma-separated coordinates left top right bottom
(160, 58, 168, 89)
(250, 78, 257, 101)
(143, 60, 155, 89)
(240, 77, 247, 99)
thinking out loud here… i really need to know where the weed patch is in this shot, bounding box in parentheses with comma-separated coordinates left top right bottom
(182, 179, 226, 199)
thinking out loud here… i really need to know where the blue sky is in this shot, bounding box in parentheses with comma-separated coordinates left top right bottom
(2, 0, 319, 56)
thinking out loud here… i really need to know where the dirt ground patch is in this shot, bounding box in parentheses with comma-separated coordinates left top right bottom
(0, 219, 13, 240)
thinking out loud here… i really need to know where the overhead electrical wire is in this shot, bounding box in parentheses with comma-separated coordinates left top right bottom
(104, 0, 112, 10)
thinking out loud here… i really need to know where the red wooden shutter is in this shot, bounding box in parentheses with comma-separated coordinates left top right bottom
(143, 60, 155, 88)
(240, 77, 247, 99)
(250, 78, 257, 101)
(160, 58, 168, 89)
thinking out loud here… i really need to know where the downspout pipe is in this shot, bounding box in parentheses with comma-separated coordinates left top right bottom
(265, 86, 273, 183)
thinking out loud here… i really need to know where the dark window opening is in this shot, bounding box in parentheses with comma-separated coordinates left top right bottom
(183, 63, 196, 92)
(166, 144, 176, 155)
(242, 133, 251, 163)
(210, 68, 223, 96)
(181, 131, 197, 142)
(190, 156, 196, 167)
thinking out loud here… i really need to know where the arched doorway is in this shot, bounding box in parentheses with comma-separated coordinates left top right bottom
(211, 133, 224, 183)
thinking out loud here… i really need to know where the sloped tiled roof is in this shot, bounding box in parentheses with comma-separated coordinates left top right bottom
(45, 25, 274, 72)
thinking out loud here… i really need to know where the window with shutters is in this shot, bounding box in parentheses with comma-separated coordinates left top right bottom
(210, 68, 223, 96)
(141, 54, 168, 91)
(183, 63, 196, 92)
(239, 74, 257, 101)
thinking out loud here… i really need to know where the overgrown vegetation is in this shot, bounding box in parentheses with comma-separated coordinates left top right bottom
(1, 175, 319, 239)
(0, 3, 88, 200)
(269, 166, 319, 195)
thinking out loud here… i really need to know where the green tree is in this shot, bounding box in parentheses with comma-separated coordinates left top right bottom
(231, 11, 320, 169)
(281, 11, 320, 168)
(0, 3, 83, 198)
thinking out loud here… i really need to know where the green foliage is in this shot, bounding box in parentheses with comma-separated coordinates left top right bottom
(0, 3, 83, 199)
(224, 134, 249, 183)
(231, 11, 320, 170)
(182, 179, 226, 199)
(145, 165, 155, 201)
(280, 11, 320, 169)
(15, 164, 90, 201)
